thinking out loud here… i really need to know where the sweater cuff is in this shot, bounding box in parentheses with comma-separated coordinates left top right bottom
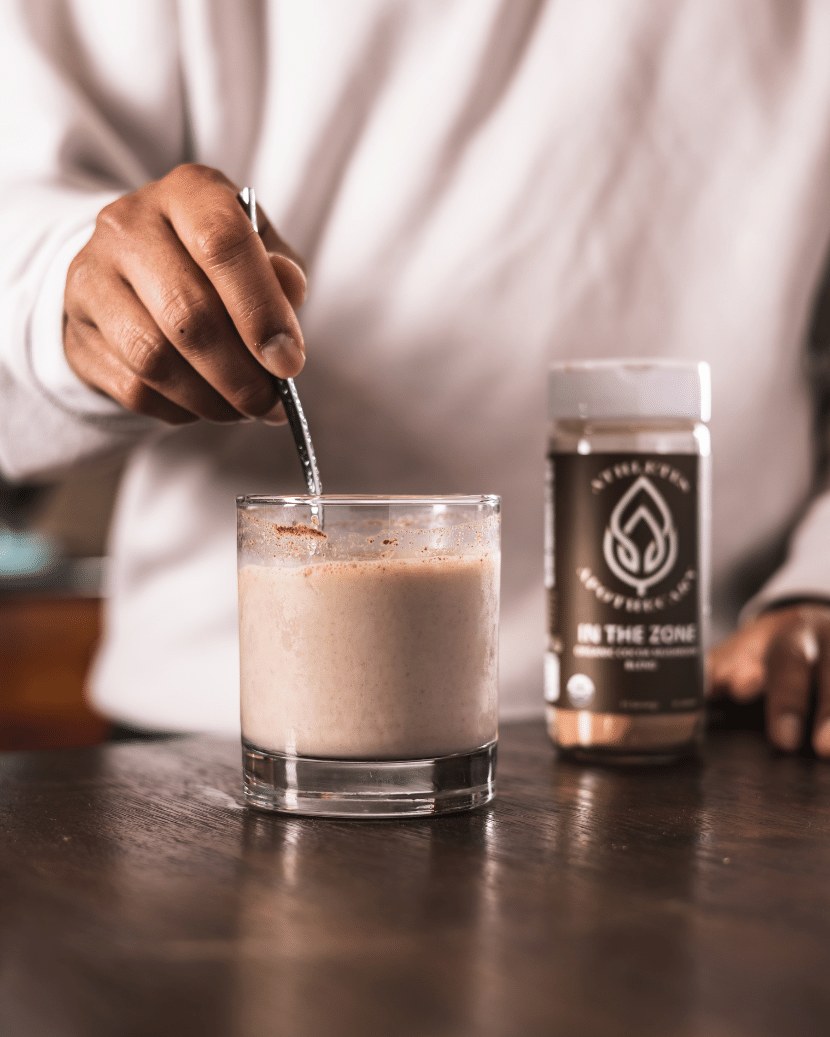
(739, 492, 830, 623)
(28, 221, 132, 419)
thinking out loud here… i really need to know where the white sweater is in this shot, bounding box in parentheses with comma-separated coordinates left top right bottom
(3, 0, 830, 731)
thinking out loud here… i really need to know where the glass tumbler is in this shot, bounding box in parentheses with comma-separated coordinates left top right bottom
(237, 495, 500, 817)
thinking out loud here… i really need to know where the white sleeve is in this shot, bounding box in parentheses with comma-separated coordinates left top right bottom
(741, 490, 830, 619)
(0, 0, 186, 480)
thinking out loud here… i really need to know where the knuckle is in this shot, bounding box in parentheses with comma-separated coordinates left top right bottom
(769, 632, 807, 668)
(790, 605, 817, 626)
(192, 213, 254, 268)
(63, 315, 93, 358)
(62, 322, 86, 369)
(116, 373, 153, 414)
(798, 603, 830, 628)
(95, 197, 135, 241)
(160, 289, 217, 351)
(65, 250, 94, 306)
(123, 328, 172, 384)
(166, 163, 229, 192)
(247, 294, 281, 326)
(66, 248, 86, 283)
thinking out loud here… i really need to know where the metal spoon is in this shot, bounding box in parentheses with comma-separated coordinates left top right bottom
(237, 187, 323, 501)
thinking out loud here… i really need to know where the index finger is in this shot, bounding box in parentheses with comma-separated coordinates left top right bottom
(240, 186, 308, 310)
(162, 167, 305, 378)
(764, 619, 818, 752)
(811, 620, 830, 757)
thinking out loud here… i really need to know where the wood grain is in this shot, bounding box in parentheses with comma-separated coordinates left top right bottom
(0, 722, 828, 1037)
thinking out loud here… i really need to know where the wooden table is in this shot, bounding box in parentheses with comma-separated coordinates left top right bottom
(1, 721, 828, 1037)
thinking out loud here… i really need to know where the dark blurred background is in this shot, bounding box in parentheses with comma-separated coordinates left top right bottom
(0, 457, 123, 749)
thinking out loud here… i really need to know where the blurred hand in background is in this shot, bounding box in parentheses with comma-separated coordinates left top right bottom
(709, 603, 830, 757)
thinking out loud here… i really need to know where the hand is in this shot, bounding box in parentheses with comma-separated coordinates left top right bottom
(708, 603, 830, 757)
(64, 164, 308, 425)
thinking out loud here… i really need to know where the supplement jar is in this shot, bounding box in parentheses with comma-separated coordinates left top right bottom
(545, 359, 711, 762)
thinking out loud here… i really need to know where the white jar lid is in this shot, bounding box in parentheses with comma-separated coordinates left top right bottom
(548, 359, 711, 421)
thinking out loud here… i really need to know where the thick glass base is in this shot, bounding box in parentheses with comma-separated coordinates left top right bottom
(547, 706, 703, 765)
(242, 739, 497, 817)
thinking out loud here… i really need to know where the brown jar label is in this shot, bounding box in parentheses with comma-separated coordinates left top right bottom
(547, 452, 703, 714)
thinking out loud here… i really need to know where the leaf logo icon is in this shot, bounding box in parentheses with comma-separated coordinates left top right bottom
(602, 476, 678, 596)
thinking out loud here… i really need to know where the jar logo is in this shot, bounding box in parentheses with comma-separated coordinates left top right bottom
(603, 476, 678, 597)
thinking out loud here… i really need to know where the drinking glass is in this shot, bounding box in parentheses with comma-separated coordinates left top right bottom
(237, 495, 500, 816)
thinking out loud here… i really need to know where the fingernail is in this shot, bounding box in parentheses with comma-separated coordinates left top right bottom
(261, 332, 304, 376)
(798, 627, 820, 664)
(261, 401, 287, 427)
(814, 718, 830, 757)
(772, 712, 802, 752)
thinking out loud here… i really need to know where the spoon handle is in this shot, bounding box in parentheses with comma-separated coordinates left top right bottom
(274, 375, 323, 498)
(237, 187, 323, 497)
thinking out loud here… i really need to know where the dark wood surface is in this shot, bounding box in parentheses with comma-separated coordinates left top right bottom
(1, 721, 829, 1037)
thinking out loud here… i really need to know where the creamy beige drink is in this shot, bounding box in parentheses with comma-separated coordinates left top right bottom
(239, 543, 499, 760)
